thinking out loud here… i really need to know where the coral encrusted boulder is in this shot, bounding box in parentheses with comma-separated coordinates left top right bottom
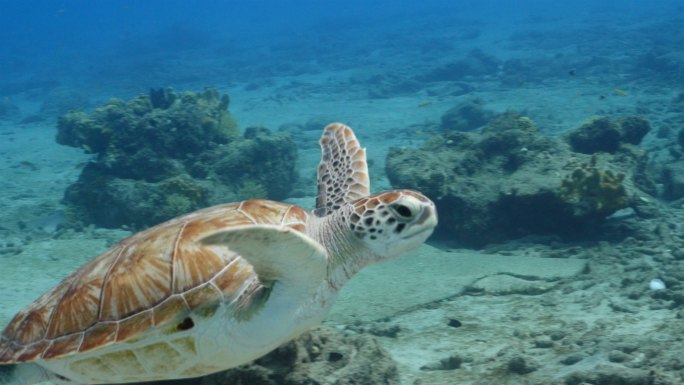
(201, 327, 398, 385)
(58, 88, 297, 229)
(566, 116, 651, 154)
(386, 112, 652, 247)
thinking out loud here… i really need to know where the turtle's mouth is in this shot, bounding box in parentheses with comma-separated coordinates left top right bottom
(401, 226, 434, 240)
(401, 207, 438, 240)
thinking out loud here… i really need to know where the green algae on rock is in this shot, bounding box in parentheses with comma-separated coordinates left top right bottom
(440, 98, 494, 132)
(386, 112, 652, 247)
(57, 88, 297, 229)
(566, 116, 651, 154)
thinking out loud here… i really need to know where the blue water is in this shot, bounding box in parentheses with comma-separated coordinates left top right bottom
(2, 0, 680, 98)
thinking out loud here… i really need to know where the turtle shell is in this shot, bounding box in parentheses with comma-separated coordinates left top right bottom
(0, 200, 308, 363)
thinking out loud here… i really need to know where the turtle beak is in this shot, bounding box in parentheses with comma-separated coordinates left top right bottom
(402, 200, 438, 240)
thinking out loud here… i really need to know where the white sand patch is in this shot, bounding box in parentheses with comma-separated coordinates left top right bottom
(328, 244, 586, 324)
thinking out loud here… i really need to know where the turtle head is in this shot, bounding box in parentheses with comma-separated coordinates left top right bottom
(348, 190, 437, 260)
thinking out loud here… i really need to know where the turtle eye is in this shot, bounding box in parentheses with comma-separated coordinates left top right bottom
(392, 204, 413, 218)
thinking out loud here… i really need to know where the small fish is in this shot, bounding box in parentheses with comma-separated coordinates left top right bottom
(568, 69, 576, 76)
(613, 88, 628, 96)
(417, 100, 433, 108)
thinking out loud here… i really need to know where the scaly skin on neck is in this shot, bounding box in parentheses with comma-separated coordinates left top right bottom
(306, 204, 376, 291)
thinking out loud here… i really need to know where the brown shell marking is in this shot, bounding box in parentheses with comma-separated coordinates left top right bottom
(0, 200, 309, 363)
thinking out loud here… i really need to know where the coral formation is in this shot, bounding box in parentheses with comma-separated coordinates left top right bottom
(567, 117, 621, 154)
(559, 156, 630, 217)
(202, 327, 398, 385)
(440, 98, 494, 131)
(661, 161, 684, 200)
(618, 116, 651, 145)
(386, 111, 650, 246)
(57, 88, 297, 229)
(210, 126, 297, 199)
(650, 126, 684, 201)
(58, 87, 238, 164)
(566, 116, 651, 154)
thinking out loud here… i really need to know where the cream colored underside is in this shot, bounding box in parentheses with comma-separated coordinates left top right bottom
(37, 279, 334, 384)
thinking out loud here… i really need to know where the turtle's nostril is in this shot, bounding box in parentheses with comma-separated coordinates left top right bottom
(394, 223, 406, 234)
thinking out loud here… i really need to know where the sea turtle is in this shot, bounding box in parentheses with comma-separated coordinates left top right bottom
(0, 123, 437, 385)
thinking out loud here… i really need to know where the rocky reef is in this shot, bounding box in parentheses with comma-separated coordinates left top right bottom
(646, 110, 684, 202)
(440, 98, 494, 132)
(57, 88, 297, 229)
(558, 156, 630, 217)
(202, 327, 398, 385)
(386, 112, 653, 246)
(566, 116, 651, 154)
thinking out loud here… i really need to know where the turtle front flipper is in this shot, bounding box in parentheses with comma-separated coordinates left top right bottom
(315, 123, 370, 217)
(200, 225, 328, 314)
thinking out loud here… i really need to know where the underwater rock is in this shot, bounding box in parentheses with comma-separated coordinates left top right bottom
(149, 87, 177, 109)
(506, 356, 537, 374)
(277, 122, 321, 151)
(58, 88, 297, 229)
(566, 116, 651, 154)
(420, 354, 462, 371)
(563, 364, 666, 385)
(57, 87, 237, 161)
(440, 98, 494, 132)
(567, 117, 621, 154)
(559, 155, 630, 218)
(639, 123, 684, 201)
(207, 126, 297, 200)
(661, 160, 684, 200)
(386, 112, 650, 246)
(618, 116, 651, 145)
(201, 327, 398, 385)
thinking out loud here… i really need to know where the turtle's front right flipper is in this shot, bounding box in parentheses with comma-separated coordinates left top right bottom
(201, 224, 328, 306)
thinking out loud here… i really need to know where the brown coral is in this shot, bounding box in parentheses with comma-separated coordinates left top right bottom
(559, 156, 630, 217)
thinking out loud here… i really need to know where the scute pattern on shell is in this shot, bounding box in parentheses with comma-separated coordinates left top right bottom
(0, 200, 309, 363)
